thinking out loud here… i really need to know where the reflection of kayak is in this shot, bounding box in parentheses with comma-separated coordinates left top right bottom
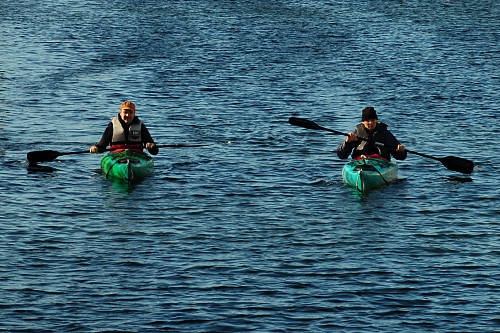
(342, 157, 398, 192)
(100, 150, 154, 182)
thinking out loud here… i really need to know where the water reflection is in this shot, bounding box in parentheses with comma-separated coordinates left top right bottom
(27, 163, 58, 174)
(444, 176, 473, 183)
(107, 178, 144, 193)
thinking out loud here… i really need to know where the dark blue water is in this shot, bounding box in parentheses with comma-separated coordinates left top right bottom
(1, 1, 499, 332)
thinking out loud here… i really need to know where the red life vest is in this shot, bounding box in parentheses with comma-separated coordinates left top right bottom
(354, 154, 389, 162)
(109, 116, 143, 153)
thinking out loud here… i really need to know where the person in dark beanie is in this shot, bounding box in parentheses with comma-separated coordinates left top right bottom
(337, 106, 407, 161)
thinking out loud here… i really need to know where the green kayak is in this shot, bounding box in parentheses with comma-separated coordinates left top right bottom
(100, 150, 154, 182)
(342, 157, 398, 192)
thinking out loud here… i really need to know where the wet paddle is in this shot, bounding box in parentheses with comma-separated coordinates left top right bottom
(288, 116, 474, 174)
(27, 143, 211, 164)
(27, 150, 89, 164)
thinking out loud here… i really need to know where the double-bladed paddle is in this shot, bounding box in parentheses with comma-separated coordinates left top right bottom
(288, 116, 474, 174)
(27, 143, 210, 164)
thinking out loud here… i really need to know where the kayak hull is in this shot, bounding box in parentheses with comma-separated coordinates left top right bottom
(342, 158, 398, 192)
(100, 150, 154, 182)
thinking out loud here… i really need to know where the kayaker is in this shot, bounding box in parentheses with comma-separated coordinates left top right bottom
(337, 106, 407, 161)
(90, 101, 159, 155)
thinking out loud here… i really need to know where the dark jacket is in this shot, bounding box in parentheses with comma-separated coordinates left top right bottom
(95, 115, 158, 155)
(337, 122, 407, 161)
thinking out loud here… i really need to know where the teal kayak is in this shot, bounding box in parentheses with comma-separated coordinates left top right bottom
(342, 157, 398, 192)
(100, 150, 154, 182)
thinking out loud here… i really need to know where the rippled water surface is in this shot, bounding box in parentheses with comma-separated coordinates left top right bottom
(1, 1, 499, 332)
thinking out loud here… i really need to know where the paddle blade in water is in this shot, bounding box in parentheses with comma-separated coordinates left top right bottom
(441, 156, 474, 174)
(27, 150, 61, 164)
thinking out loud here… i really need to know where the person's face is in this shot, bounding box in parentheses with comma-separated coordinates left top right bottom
(362, 119, 378, 132)
(120, 108, 136, 124)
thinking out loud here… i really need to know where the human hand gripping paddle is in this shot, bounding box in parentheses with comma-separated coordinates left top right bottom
(288, 117, 474, 174)
(27, 143, 210, 165)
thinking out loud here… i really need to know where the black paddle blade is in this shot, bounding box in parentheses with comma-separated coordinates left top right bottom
(27, 150, 61, 164)
(288, 117, 323, 130)
(440, 156, 474, 174)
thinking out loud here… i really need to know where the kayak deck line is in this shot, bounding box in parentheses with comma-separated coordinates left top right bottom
(354, 162, 391, 191)
(101, 150, 154, 182)
(342, 157, 398, 192)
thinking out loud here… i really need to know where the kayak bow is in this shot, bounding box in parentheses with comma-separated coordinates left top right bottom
(100, 150, 154, 182)
(342, 157, 398, 192)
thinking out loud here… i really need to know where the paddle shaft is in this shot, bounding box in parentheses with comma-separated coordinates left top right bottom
(288, 116, 382, 146)
(27, 143, 209, 164)
(296, 121, 450, 161)
(310, 124, 350, 137)
(288, 116, 474, 174)
(404, 149, 440, 162)
(156, 144, 210, 148)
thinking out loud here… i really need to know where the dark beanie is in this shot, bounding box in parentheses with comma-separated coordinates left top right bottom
(362, 107, 378, 121)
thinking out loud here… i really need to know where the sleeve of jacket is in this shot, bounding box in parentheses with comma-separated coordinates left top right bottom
(337, 139, 358, 159)
(336, 127, 359, 159)
(141, 124, 159, 155)
(386, 131, 407, 161)
(95, 123, 113, 152)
